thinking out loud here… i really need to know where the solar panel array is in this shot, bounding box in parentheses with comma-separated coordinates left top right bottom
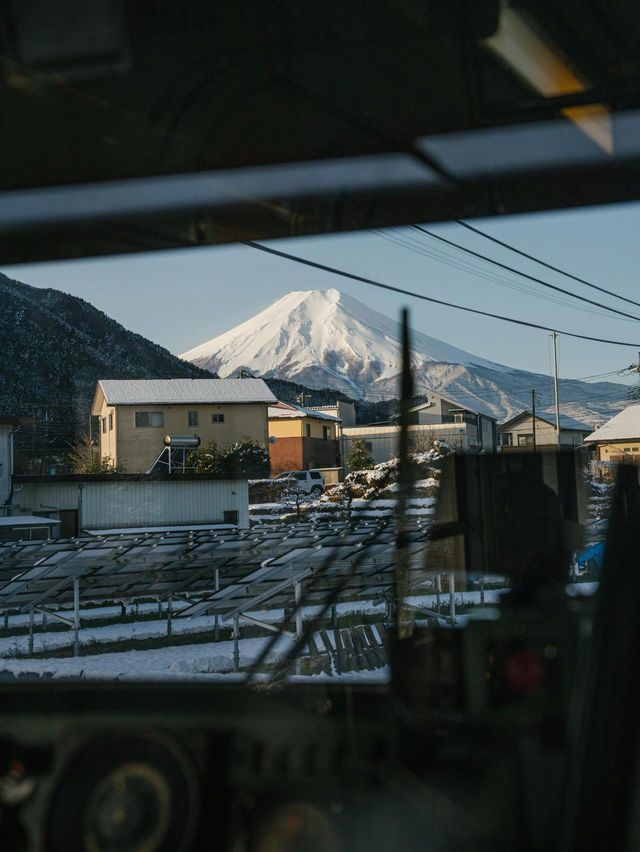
(0, 518, 436, 622)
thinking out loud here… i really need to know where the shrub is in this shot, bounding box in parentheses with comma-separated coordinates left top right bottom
(248, 479, 291, 504)
(66, 435, 126, 473)
(191, 437, 270, 477)
(322, 441, 453, 518)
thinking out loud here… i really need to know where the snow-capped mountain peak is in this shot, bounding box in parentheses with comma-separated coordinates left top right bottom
(180, 288, 505, 396)
(180, 288, 630, 423)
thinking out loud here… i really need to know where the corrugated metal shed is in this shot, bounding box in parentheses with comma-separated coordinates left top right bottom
(13, 477, 249, 530)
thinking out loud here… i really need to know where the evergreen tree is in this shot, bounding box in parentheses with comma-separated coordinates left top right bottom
(218, 438, 271, 477)
(346, 438, 375, 472)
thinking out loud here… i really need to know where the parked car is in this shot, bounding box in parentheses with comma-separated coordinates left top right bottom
(273, 470, 325, 495)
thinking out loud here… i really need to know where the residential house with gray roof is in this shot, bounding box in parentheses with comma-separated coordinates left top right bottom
(584, 405, 640, 463)
(92, 379, 276, 473)
(499, 411, 593, 452)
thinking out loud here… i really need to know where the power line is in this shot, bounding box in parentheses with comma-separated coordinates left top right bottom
(372, 228, 635, 322)
(411, 224, 640, 323)
(245, 240, 640, 348)
(456, 219, 640, 310)
(571, 368, 633, 381)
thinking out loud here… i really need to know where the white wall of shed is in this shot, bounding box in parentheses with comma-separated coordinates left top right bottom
(13, 479, 249, 530)
(13, 482, 78, 517)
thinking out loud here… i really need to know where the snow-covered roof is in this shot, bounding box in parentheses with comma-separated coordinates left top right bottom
(96, 379, 277, 406)
(268, 402, 340, 421)
(584, 405, 640, 443)
(0, 515, 61, 527)
(499, 410, 593, 432)
(392, 391, 497, 421)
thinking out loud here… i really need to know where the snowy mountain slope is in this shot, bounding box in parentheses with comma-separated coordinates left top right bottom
(181, 288, 507, 390)
(181, 289, 632, 424)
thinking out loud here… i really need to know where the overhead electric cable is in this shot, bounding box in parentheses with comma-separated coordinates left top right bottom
(373, 228, 633, 321)
(410, 224, 640, 323)
(245, 240, 640, 348)
(456, 219, 640, 309)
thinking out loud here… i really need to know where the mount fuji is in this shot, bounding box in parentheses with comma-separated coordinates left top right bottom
(180, 289, 631, 423)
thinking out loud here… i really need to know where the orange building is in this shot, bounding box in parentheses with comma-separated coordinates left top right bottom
(268, 402, 341, 479)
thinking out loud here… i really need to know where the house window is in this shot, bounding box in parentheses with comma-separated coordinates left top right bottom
(102, 417, 106, 433)
(135, 411, 164, 427)
(322, 426, 330, 440)
(305, 423, 311, 437)
(108, 412, 113, 431)
(453, 411, 465, 423)
(518, 434, 534, 446)
(633, 447, 639, 452)
(188, 411, 198, 426)
(501, 433, 513, 446)
(211, 413, 225, 423)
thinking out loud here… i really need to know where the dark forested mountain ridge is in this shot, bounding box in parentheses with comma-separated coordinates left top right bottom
(0, 273, 211, 469)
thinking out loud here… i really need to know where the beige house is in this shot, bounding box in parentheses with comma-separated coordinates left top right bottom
(92, 379, 276, 473)
(499, 411, 592, 452)
(584, 405, 640, 463)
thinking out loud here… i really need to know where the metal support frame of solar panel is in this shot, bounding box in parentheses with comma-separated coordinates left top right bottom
(177, 523, 435, 629)
(0, 536, 220, 609)
(0, 519, 428, 618)
(0, 528, 251, 614)
(0, 517, 426, 609)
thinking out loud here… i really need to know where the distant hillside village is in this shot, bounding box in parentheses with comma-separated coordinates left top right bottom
(0, 376, 631, 540)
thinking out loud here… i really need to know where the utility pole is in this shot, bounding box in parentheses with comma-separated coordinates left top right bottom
(43, 406, 49, 474)
(551, 332, 560, 447)
(296, 391, 307, 408)
(531, 389, 537, 453)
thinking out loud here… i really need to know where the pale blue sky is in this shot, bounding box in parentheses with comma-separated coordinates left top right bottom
(3, 201, 640, 389)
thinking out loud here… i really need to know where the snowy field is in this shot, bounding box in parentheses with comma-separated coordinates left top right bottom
(0, 578, 599, 683)
(0, 590, 510, 682)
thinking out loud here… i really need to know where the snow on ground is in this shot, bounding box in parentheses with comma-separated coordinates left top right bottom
(1, 581, 599, 683)
(5, 599, 191, 629)
(0, 629, 393, 683)
(0, 588, 512, 683)
(1, 590, 509, 658)
(0, 635, 293, 681)
(251, 495, 437, 522)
